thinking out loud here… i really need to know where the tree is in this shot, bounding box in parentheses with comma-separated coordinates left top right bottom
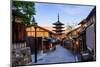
(66, 25, 73, 30)
(12, 0, 36, 25)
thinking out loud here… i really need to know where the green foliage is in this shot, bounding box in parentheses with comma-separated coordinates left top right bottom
(12, 0, 35, 25)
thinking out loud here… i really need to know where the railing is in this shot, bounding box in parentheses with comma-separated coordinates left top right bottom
(12, 42, 26, 50)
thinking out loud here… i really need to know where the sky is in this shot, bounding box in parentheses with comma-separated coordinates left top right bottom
(34, 2, 94, 30)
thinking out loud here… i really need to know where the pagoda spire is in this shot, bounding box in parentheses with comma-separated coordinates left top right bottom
(58, 13, 60, 22)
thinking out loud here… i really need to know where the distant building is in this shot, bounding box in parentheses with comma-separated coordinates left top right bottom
(66, 26, 81, 52)
(66, 26, 81, 39)
(52, 14, 65, 39)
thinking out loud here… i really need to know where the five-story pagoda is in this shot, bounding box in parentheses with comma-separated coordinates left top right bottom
(53, 14, 65, 35)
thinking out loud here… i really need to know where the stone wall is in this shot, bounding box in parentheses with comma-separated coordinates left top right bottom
(12, 47, 32, 66)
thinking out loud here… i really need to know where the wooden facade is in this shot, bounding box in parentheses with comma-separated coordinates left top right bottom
(12, 10, 32, 66)
(12, 10, 27, 49)
(12, 22, 26, 43)
(26, 25, 56, 54)
(66, 26, 81, 52)
(12, 16, 27, 49)
(26, 25, 54, 37)
(86, 7, 96, 60)
(67, 26, 81, 38)
(78, 7, 96, 60)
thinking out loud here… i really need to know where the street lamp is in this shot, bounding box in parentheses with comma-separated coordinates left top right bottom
(34, 22, 38, 63)
(32, 17, 38, 63)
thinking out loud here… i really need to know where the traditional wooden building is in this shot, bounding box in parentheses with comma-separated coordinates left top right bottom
(12, 10, 26, 49)
(66, 26, 81, 52)
(78, 6, 96, 61)
(26, 25, 55, 37)
(26, 25, 56, 54)
(12, 10, 32, 66)
(66, 26, 81, 39)
(77, 20, 88, 55)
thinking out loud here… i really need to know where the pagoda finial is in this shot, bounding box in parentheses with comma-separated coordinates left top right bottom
(58, 13, 59, 22)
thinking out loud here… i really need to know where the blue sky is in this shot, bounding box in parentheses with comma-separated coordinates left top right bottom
(34, 2, 94, 27)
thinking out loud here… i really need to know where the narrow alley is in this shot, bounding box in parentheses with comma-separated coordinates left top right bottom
(32, 45, 75, 64)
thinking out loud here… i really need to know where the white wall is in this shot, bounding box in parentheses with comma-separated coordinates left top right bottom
(86, 24, 94, 51)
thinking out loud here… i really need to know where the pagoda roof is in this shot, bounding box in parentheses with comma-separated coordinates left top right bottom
(53, 14, 64, 25)
(53, 30, 65, 32)
(53, 26, 64, 28)
(53, 21, 64, 25)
